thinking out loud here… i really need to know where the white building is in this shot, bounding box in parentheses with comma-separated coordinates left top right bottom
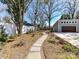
(0, 22, 35, 36)
(22, 25, 35, 34)
(0, 22, 16, 36)
(53, 19, 79, 32)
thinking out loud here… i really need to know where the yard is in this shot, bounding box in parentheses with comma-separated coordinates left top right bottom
(42, 33, 79, 59)
(0, 31, 43, 59)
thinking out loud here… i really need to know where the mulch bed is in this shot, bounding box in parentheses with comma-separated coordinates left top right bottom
(0, 31, 43, 59)
(42, 33, 79, 59)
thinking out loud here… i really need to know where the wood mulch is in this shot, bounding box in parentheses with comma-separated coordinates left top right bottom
(42, 33, 79, 59)
(0, 31, 43, 59)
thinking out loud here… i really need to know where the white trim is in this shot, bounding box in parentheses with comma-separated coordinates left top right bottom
(57, 19, 79, 32)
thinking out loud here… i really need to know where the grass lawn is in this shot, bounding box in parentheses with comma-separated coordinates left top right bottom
(42, 33, 79, 59)
(0, 31, 43, 59)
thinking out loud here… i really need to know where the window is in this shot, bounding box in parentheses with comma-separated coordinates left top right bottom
(72, 21, 74, 23)
(61, 22, 63, 23)
(66, 22, 68, 23)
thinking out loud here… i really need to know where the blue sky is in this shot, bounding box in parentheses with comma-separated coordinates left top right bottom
(0, 0, 64, 26)
(24, 0, 64, 26)
(0, 2, 10, 19)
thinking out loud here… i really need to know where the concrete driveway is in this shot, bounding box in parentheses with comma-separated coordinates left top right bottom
(54, 32, 79, 48)
(54, 33, 79, 40)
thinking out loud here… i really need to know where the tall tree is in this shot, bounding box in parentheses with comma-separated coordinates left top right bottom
(38, 11, 47, 29)
(76, 11, 79, 19)
(41, 0, 64, 30)
(27, 0, 40, 30)
(28, 3, 47, 30)
(3, 0, 32, 35)
(65, 0, 79, 19)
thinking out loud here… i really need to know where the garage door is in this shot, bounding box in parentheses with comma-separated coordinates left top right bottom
(62, 26, 76, 32)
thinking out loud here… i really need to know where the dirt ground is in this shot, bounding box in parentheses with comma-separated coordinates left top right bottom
(0, 31, 43, 59)
(42, 33, 79, 59)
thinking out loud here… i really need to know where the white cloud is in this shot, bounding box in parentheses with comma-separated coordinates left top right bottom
(0, 2, 8, 12)
(0, 2, 10, 20)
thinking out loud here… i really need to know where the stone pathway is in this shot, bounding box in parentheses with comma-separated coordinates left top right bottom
(25, 33, 48, 59)
(54, 33, 79, 48)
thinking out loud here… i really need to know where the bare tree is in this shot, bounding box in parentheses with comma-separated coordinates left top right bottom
(27, 1, 47, 31)
(37, 10, 47, 29)
(41, 0, 64, 30)
(3, 16, 14, 23)
(27, 0, 40, 30)
(65, 0, 79, 19)
(3, 0, 32, 35)
(76, 11, 79, 19)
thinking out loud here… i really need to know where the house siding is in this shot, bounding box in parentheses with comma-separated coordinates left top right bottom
(53, 21, 58, 32)
(53, 19, 79, 32)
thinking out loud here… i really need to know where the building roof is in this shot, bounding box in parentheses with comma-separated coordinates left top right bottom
(24, 23, 34, 26)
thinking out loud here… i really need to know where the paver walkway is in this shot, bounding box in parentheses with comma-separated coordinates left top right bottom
(25, 33, 48, 59)
(54, 33, 79, 48)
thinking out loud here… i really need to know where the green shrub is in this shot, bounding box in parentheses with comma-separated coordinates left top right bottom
(58, 39, 67, 44)
(55, 54, 78, 59)
(63, 54, 78, 59)
(26, 29, 33, 34)
(0, 26, 8, 42)
(48, 38, 55, 43)
(27, 29, 33, 33)
(9, 35, 16, 39)
(61, 14, 70, 19)
(62, 43, 79, 54)
(47, 35, 56, 43)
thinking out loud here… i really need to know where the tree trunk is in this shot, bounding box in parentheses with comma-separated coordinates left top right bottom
(72, 13, 74, 19)
(17, 11, 23, 35)
(18, 22, 23, 35)
(48, 16, 51, 30)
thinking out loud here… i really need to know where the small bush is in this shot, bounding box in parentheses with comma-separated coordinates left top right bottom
(62, 43, 79, 54)
(58, 39, 67, 44)
(0, 26, 8, 42)
(47, 35, 56, 43)
(48, 39, 55, 43)
(63, 55, 78, 59)
(26, 29, 33, 34)
(31, 34, 35, 37)
(9, 36, 15, 39)
(11, 39, 25, 48)
(56, 54, 78, 59)
(55, 36, 61, 40)
(29, 29, 33, 33)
